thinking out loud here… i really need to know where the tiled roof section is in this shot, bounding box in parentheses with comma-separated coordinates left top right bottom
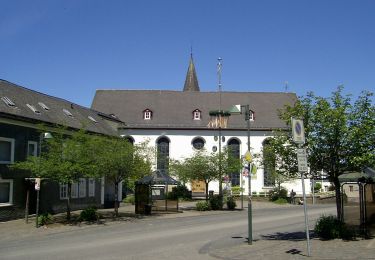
(91, 89, 297, 130)
(0, 79, 122, 136)
(183, 56, 200, 92)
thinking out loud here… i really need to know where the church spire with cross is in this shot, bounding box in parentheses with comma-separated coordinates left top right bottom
(183, 52, 200, 92)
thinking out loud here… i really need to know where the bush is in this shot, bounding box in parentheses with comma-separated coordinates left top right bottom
(38, 213, 53, 226)
(313, 182, 322, 192)
(79, 206, 98, 222)
(273, 198, 288, 204)
(226, 196, 237, 210)
(209, 195, 223, 210)
(269, 187, 288, 201)
(168, 185, 192, 200)
(123, 195, 135, 204)
(314, 215, 356, 240)
(196, 201, 210, 211)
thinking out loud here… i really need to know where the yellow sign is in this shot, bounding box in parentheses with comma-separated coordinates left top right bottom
(191, 180, 206, 193)
(244, 151, 252, 163)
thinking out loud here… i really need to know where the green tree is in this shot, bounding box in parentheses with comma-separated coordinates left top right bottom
(171, 148, 241, 201)
(12, 129, 95, 220)
(90, 136, 152, 216)
(276, 87, 374, 218)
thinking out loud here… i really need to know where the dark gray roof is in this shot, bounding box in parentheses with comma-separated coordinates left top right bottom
(91, 89, 297, 130)
(183, 56, 200, 92)
(0, 79, 122, 136)
(136, 170, 179, 185)
(338, 167, 375, 183)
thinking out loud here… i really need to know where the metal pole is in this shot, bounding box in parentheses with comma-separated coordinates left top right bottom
(36, 134, 42, 228)
(244, 104, 252, 245)
(312, 177, 315, 205)
(301, 172, 311, 256)
(25, 187, 29, 224)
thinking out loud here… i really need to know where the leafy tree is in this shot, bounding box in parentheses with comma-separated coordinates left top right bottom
(90, 136, 152, 216)
(170, 148, 241, 201)
(12, 129, 95, 220)
(274, 87, 374, 218)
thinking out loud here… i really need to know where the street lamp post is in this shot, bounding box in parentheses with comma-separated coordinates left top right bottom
(36, 132, 52, 228)
(242, 105, 252, 245)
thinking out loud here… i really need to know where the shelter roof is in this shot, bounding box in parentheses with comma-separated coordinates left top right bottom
(338, 167, 375, 183)
(136, 171, 179, 185)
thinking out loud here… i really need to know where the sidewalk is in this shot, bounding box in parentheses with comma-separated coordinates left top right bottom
(0, 201, 373, 259)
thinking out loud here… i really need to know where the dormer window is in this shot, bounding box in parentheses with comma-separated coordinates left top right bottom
(249, 110, 255, 121)
(143, 109, 152, 120)
(193, 109, 201, 120)
(38, 102, 49, 111)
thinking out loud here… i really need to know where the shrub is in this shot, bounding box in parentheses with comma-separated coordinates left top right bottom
(226, 196, 237, 210)
(273, 198, 288, 204)
(209, 195, 223, 210)
(123, 195, 135, 204)
(314, 215, 356, 240)
(313, 182, 322, 192)
(79, 206, 98, 222)
(268, 187, 288, 201)
(38, 213, 53, 226)
(196, 201, 210, 211)
(168, 185, 192, 200)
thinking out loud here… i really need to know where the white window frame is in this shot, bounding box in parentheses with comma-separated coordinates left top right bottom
(79, 178, 86, 198)
(144, 110, 152, 120)
(71, 182, 79, 198)
(88, 178, 95, 197)
(0, 179, 13, 206)
(0, 137, 15, 164)
(27, 141, 38, 157)
(60, 183, 68, 199)
(193, 110, 201, 120)
(249, 110, 255, 121)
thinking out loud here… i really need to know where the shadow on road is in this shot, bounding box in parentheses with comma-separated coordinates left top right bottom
(261, 231, 314, 241)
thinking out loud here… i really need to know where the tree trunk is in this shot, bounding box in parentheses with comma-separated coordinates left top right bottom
(205, 181, 209, 201)
(114, 182, 119, 217)
(333, 177, 342, 220)
(67, 183, 72, 221)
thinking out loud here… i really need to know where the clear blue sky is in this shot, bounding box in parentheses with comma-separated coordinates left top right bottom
(1, 0, 374, 107)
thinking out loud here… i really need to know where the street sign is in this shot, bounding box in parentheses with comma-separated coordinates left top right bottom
(292, 118, 305, 144)
(242, 168, 249, 177)
(35, 178, 41, 191)
(297, 148, 308, 172)
(244, 151, 252, 163)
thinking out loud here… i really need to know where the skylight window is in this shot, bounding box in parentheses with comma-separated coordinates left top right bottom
(63, 109, 73, 117)
(26, 104, 41, 114)
(38, 102, 49, 111)
(88, 116, 98, 123)
(1, 97, 16, 107)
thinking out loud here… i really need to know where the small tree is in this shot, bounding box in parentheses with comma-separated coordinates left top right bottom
(90, 136, 152, 217)
(12, 128, 95, 220)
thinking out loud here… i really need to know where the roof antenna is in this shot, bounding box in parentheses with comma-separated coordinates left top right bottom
(284, 81, 289, 92)
(190, 44, 193, 59)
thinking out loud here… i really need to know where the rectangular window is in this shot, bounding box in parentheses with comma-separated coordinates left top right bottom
(194, 111, 201, 120)
(27, 141, 38, 157)
(71, 182, 78, 198)
(144, 111, 151, 120)
(0, 137, 15, 164)
(88, 178, 95, 197)
(349, 185, 354, 192)
(0, 179, 13, 205)
(60, 183, 68, 199)
(79, 178, 86, 198)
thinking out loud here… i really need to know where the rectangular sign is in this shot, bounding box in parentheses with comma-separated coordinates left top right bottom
(297, 148, 308, 172)
(291, 118, 306, 144)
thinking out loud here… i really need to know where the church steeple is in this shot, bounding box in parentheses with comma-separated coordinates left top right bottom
(183, 53, 200, 92)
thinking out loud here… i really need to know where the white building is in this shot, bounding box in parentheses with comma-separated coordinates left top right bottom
(91, 56, 310, 196)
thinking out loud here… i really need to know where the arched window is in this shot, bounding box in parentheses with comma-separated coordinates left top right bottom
(157, 137, 170, 174)
(227, 138, 240, 186)
(192, 137, 205, 150)
(263, 138, 275, 187)
(124, 136, 134, 145)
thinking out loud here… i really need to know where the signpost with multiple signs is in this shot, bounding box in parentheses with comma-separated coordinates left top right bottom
(291, 118, 311, 257)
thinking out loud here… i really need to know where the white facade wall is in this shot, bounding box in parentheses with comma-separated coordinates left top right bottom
(121, 128, 310, 195)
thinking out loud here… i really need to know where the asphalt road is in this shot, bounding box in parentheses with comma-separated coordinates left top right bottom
(0, 204, 336, 260)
